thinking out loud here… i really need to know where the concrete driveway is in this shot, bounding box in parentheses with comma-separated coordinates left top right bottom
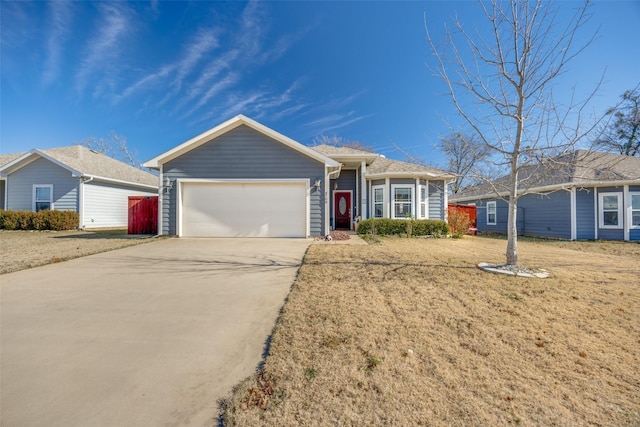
(1, 238, 311, 427)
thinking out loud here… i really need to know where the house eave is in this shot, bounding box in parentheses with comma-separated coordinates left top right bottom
(143, 114, 340, 169)
(82, 174, 159, 191)
(365, 172, 455, 180)
(451, 179, 640, 202)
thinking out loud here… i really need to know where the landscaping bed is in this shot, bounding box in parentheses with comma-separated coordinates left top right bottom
(0, 230, 154, 274)
(223, 236, 640, 426)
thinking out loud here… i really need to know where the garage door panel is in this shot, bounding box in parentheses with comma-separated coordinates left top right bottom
(181, 182, 307, 237)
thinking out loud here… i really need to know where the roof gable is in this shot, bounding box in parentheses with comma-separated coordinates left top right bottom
(0, 146, 158, 188)
(143, 115, 339, 169)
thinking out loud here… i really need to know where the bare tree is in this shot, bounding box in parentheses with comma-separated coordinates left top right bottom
(595, 86, 640, 156)
(426, 0, 600, 266)
(82, 131, 140, 168)
(312, 135, 375, 153)
(437, 132, 489, 193)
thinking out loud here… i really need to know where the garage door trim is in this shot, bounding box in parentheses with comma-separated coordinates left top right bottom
(176, 178, 310, 237)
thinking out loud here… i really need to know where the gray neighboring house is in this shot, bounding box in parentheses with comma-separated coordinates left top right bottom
(143, 114, 454, 238)
(0, 145, 158, 229)
(450, 150, 640, 241)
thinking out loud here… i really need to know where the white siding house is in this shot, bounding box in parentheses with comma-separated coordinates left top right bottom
(0, 146, 158, 229)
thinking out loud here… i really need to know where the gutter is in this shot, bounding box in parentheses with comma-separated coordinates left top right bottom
(452, 179, 640, 202)
(82, 174, 158, 191)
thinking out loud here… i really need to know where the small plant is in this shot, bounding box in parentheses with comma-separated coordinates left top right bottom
(365, 355, 381, 374)
(448, 209, 471, 238)
(405, 214, 414, 237)
(304, 368, 317, 380)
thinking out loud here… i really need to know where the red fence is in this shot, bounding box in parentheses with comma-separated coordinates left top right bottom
(448, 203, 477, 235)
(128, 196, 158, 235)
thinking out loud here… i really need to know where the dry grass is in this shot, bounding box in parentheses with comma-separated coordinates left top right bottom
(224, 236, 640, 426)
(0, 229, 154, 274)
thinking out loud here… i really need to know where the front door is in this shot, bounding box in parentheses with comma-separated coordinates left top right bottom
(334, 191, 352, 229)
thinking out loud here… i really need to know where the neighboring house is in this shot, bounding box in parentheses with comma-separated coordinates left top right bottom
(0, 145, 158, 229)
(143, 114, 455, 238)
(450, 150, 640, 241)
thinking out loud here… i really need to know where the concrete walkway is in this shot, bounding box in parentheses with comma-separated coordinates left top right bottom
(1, 238, 311, 427)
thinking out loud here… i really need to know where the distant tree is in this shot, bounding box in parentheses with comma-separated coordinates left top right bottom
(81, 132, 140, 168)
(312, 135, 375, 153)
(595, 86, 640, 156)
(437, 132, 489, 193)
(426, 0, 600, 266)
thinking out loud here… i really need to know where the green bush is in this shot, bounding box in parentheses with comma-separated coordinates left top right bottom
(0, 210, 79, 231)
(357, 218, 449, 237)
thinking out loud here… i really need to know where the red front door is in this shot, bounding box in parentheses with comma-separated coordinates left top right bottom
(334, 191, 351, 229)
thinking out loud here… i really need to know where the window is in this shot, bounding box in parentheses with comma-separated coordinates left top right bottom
(419, 185, 428, 219)
(599, 193, 622, 228)
(373, 186, 384, 218)
(392, 186, 413, 218)
(630, 193, 640, 228)
(33, 185, 53, 212)
(486, 201, 496, 225)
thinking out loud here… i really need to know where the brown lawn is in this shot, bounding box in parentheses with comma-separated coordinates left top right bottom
(0, 230, 153, 274)
(223, 236, 640, 426)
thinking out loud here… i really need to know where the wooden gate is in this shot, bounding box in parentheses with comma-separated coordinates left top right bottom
(128, 196, 158, 234)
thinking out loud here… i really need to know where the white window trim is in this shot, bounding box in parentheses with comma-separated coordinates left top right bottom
(33, 184, 53, 212)
(391, 185, 414, 219)
(486, 201, 497, 225)
(599, 192, 623, 229)
(629, 191, 640, 230)
(372, 184, 385, 218)
(419, 184, 428, 219)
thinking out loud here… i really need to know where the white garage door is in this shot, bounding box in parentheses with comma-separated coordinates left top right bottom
(181, 181, 307, 237)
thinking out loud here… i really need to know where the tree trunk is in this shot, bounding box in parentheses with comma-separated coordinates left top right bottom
(506, 197, 518, 265)
(506, 169, 519, 266)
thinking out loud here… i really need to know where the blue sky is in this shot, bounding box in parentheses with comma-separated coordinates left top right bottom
(1, 1, 639, 168)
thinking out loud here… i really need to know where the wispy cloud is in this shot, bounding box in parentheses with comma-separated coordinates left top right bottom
(115, 28, 218, 105)
(76, 2, 133, 95)
(308, 112, 372, 136)
(43, 1, 74, 85)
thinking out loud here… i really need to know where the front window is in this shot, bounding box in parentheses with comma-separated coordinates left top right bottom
(486, 201, 496, 225)
(33, 185, 53, 212)
(630, 193, 640, 228)
(419, 185, 428, 219)
(392, 186, 413, 218)
(599, 193, 622, 228)
(373, 186, 384, 218)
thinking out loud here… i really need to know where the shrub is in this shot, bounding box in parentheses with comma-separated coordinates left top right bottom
(448, 209, 471, 238)
(0, 210, 79, 231)
(357, 218, 449, 237)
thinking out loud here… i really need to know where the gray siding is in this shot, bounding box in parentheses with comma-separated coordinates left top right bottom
(162, 125, 326, 236)
(576, 188, 595, 240)
(428, 181, 445, 220)
(6, 157, 78, 211)
(517, 191, 571, 239)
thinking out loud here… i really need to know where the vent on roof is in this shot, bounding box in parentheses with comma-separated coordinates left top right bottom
(89, 149, 100, 154)
(380, 154, 386, 158)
